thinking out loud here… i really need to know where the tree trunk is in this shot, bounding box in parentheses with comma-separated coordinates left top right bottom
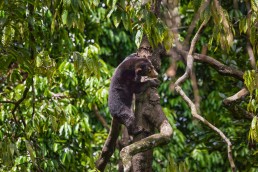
(128, 36, 171, 171)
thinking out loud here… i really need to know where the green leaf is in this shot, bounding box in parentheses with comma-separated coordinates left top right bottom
(122, 13, 129, 31)
(61, 152, 67, 164)
(62, 10, 68, 25)
(135, 29, 143, 48)
(2, 26, 15, 46)
(92, 0, 99, 6)
(9, 144, 15, 156)
(112, 0, 118, 8)
(112, 10, 121, 28)
(164, 31, 174, 52)
(107, 8, 115, 18)
(25, 140, 36, 164)
(251, 0, 258, 12)
(251, 116, 257, 129)
(250, 27, 256, 45)
(71, 0, 79, 12)
(63, 0, 71, 9)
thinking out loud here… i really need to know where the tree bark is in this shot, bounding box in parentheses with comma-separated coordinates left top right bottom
(119, 35, 173, 171)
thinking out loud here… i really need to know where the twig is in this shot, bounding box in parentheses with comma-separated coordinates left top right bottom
(18, 106, 26, 128)
(174, 86, 236, 171)
(245, 1, 256, 69)
(11, 86, 30, 125)
(183, 0, 211, 50)
(0, 100, 16, 104)
(174, 19, 236, 171)
(190, 71, 201, 110)
(175, 20, 207, 86)
(93, 105, 110, 131)
(31, 77, 35, 118)
(247, 41, 256, 69)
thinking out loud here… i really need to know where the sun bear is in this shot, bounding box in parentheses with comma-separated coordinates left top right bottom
(108, 53, 159, 135)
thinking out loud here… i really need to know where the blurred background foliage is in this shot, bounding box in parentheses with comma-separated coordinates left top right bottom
(0, 0, 258, 171)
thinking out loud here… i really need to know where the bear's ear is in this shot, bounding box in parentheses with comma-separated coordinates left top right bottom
(135, 67, 142, 75)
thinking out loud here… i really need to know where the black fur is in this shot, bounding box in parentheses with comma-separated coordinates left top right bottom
(108, 54, 159, 135)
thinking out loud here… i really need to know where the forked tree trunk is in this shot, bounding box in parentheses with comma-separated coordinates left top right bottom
(127, 36, 170, 171)
(96, 1, 173, 171)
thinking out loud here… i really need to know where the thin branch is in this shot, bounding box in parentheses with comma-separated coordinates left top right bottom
(173, 48, 244, 81)
(174, 19, 236, 171)
(31, 77, 35, 118)
(233, 0, 238, 9)
(175, 20, 207, 86)
(245, 1, 256, 69)
(11, 86, 30, 125)
(0, 100, 16, 104)
(223, 88, 253, 119)
(183, 0, 211, 50)
(247, 41, 256, 69)
(174, 86, 236, 171)
(93, 105, 110, 131)
(117, 3, 126, 12)
(194, 53, 244, 80)
(28, 1, 35, 60)
(190, 71, 201, 110)
(18, 106, 26, 128)
(50, 92, 69, 99)
(223, 88, 248, 105)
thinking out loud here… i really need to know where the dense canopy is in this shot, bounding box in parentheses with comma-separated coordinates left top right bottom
(0, 0, 258, 171)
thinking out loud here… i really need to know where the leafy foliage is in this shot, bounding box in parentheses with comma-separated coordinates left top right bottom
(1, 0, 258, 171)
(249, 116, 258, 143)
(0, 0, 113, 171)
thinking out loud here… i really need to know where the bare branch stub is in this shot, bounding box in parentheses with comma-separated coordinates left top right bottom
(223, 88, 248, 105)
(223, 88, 253, 119)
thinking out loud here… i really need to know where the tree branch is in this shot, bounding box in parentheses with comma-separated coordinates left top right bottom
(223, 88, 253, 119)
(31, 77, 35, 118)
(245, 1, 256, 69)
(93, 105, 110, 131)
(10, 86, 30, 125)
(190, 71, 201, 110)
(0, 100, 16, 104)
(183, 0, 211, 50)
(174, 48, 244, 81)
(223, 88, 248, 105)
(174, 19, 236, 171)
(175, 20, 207, 86)
(174, 86, 236, 171)
(120, 120, 172, 172)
